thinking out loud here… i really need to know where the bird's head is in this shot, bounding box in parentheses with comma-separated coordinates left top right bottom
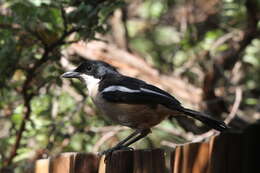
(61, 60, 118, 85)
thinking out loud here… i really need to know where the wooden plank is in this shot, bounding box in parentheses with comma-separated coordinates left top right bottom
(35, 159, 49, 173)
(191, 141, 210, 173)
(206, 136, 215, 173)
(171, 146, 183, 173)
(133, 149, 165, 173)
(183, 143, 204, 173)
(49, 153, 73, 173)
(105, 150, 134, 173)
(98, 156, 106, 173)
(181, 144, 190, 173)
(73, 153, 100, 173)
(35, 152, 100, 173)
(170, 148, 176, 173)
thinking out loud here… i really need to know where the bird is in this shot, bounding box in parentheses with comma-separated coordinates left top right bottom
(61, 59, 228, 155)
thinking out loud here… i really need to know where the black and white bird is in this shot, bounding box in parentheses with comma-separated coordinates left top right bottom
(61, 60, 228, 155)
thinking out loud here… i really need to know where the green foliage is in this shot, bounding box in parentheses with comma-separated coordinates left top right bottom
(242, 39, 260, 106)
(0, 0, 123, 171)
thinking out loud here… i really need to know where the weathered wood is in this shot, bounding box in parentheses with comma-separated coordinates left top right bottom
(171, 146, 183, 173)
(73, 153, 100, 173)
(133, 149, 165, 173)
(105, 148, 166, 173)
(34, 153, 100, 173)
(206, 136, 215, 173)
(171, 140, 211, 173)
(49, 153, 73, 173)
(98, 156, 106, 173)
(191, 141, 211, 173)
(105, 150, 134, 173)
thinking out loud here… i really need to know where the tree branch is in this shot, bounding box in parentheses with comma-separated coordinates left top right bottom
(202, 0, 260, 120)
(2, 24, 82, 169)
(3, 90, 32, 167)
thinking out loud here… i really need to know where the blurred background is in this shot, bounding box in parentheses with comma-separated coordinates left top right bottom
(0, 0, 259, 172)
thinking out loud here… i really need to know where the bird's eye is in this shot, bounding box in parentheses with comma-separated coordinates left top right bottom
(86, 66, 92, 71)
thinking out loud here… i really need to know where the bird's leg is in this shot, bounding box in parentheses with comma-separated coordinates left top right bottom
(113, 130, 140, 147)
(101, 129, 151, 162)
(99, 130, 140, 155)
(122, 129, 151, 147)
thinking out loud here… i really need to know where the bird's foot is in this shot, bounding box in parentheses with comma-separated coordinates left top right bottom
(99, 146, 134, 162)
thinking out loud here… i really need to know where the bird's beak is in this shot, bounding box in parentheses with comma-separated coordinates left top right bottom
(61, 71, 81, 78)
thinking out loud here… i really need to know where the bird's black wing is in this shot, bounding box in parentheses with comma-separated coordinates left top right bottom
(99, 75, 229, 132)
(99, 75, 182, 109)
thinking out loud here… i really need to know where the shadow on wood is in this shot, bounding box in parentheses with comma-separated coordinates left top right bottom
(105, 148, 166, 173)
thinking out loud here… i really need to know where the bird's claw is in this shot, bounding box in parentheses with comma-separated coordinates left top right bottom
(121, 146, 134, 151)
(99, 146, 134, 155)
(99, 146, 134, 162)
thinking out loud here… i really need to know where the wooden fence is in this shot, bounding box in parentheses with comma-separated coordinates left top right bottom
(35, 123, 260, 173)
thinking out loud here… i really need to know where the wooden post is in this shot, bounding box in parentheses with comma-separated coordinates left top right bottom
(104, 148, 166, 173)
(34, 152, 100, 173)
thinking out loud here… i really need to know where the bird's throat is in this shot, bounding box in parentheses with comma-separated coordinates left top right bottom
(81, 74, 100, 97)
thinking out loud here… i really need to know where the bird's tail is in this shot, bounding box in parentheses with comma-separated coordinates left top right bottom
(177, 107, 229, 132)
